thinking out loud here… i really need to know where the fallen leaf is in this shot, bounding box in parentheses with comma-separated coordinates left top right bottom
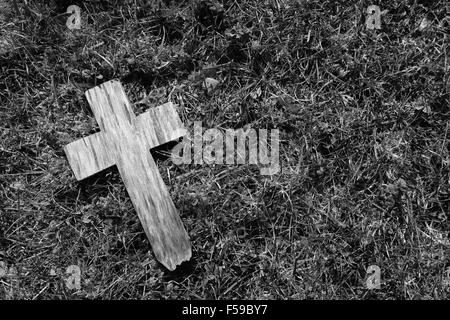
(419, 17, 431, 31)
(0, 261, 7, 278)
(10, 181, 25, 190)
(250, 87, 262, 99)
(65, 265, 81, 290)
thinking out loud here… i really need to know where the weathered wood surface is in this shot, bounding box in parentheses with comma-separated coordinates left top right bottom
(64, 80, 191, 271)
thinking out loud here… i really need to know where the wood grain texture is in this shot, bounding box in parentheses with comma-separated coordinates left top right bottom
(64, 132, 113, 180)
(137, 102, 187, 149)
(64, 80, 191, 271)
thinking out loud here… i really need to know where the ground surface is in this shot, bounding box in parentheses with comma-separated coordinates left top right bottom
(0, 0, 449, 299)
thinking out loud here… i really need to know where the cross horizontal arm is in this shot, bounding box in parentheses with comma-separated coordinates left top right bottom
(64, 132, 114, 180)
(136, 102, 186, 149)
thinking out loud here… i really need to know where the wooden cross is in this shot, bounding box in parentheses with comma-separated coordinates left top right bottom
(64, 80, 191, 271)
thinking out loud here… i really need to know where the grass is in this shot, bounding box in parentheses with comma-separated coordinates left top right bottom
(0, 0, 449, 299)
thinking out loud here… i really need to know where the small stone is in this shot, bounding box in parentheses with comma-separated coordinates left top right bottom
(203, 77, 220, 93)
